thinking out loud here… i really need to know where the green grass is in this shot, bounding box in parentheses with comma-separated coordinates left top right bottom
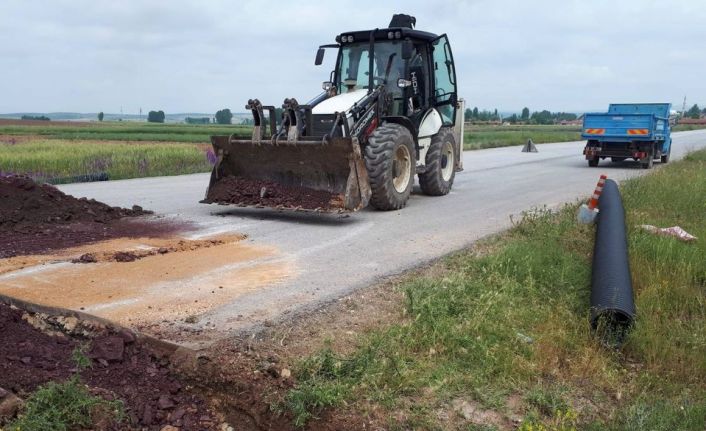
(463, 125, 582, 150)
(284, 149, 706, 429)
(0, 121, 251, 143)
(6, 377, 123, 431)
(0, 139, 214, 182)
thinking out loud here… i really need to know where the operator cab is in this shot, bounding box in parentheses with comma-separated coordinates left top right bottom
(314, 14, 458, 128)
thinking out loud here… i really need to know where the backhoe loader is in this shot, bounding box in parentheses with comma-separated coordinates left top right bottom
(202, 14, 464, 213)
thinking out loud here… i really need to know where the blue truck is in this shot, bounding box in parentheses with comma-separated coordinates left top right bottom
(582, 103, 672, 169)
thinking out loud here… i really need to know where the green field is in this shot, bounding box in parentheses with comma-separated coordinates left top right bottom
(0, 121, 251, 143)
(463, 124, 582, 150)
(284, 149, 706, 429)
(0, 140, 213, 183)
(2, 121, 704, 183)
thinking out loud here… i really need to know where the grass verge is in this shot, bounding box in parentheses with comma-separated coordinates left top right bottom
(0, 139, 214, 182)
(283, 149, 706, 429)
(6, 376, 124, 431)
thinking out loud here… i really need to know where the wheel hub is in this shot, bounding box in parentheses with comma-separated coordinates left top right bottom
(392, 145, 411, 193)
(441, 141, 454, 182)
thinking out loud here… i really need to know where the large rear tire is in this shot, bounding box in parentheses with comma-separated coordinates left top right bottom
(364, 123, 415, 210)
(660, 146, 671, 164)
(419, 127, 456, 196)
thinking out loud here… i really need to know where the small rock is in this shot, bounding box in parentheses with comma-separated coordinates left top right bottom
(158, 395, 175, 410)
(161, 426, 179, 431)
(0, 387, 8, 398)
(0, 392, 23, 420)
(73, 253, 97, 264)
(132, 205, 143, 212)
(117, 328, 136, 344)
(158, 247, 169, 254)
(60, 316, 79, 332)
(142, 404, 154, 425)
(281, 368, 291, 379)
(89, 336, 125, 362)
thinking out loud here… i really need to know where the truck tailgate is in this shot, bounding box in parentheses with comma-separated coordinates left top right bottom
(582, 113, 656, 140)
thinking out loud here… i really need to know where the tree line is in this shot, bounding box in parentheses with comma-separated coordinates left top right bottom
(464, 107, 577, 125)
(686, 104, 706, 119)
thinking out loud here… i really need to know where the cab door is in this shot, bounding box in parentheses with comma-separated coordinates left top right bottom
(430, 34, 457, 126)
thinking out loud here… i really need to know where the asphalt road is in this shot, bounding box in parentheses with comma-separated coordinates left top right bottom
(59, 129, 706, 339)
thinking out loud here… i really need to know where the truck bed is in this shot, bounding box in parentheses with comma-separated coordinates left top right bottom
(581, 113, 667, 142)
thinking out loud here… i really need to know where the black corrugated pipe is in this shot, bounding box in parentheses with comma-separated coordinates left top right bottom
(590, 179, 635, 345)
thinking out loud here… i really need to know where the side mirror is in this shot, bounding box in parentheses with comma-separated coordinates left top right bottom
(315, 48, 325, 65)
(322, 81, 333, 91)
(401, 40, 413, 60)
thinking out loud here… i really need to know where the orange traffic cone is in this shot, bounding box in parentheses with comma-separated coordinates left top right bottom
(577, 174, 607, 224)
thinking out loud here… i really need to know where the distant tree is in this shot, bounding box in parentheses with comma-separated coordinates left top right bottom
(185, 117, 210, 124)
(530, 110, 553, 125)
(687, 104, 701, 119)
(507, 113, 519, 124)
(702, 106, 706, 115)
(97, 112, 104, 121)
(464, 108, 472, 122)
(147, 110, 165, 123)
(21, 115, 50, 121)
(472, 107, 479, 118)
(521, 107, 530, 121)
(215, 108, 233, 125)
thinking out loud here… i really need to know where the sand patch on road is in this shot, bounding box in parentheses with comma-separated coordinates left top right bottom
(0, 234, 292, 330)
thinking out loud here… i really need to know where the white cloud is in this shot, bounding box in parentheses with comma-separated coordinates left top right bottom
(0, 0, 704, 113)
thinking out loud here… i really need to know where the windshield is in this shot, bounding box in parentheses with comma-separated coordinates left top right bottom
(337, 41, 404, 94)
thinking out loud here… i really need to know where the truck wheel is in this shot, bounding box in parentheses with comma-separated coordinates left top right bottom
(364, 123, 415, 210)
(641, 155, 654, 169)
(419, 127, 456, 196)
(661, 147, 670, 164)
(588, 157, 599, 167)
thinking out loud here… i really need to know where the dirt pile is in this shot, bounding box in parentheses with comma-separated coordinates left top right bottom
(204, 176, 344, 211)
(0, 175, 177, 258)
(0, 302, 217, 429)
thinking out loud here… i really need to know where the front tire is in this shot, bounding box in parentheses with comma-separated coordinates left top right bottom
(588, 157, 599, 167)
(364, 123, 415, 210)
(419, 127, 456, 196)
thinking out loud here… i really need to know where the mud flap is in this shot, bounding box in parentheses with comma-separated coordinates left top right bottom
(203, 135, 371, 212)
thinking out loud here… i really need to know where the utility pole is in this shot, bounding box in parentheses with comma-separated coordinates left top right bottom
(681, 96, 687, 117)
(139, 107, 142, 121)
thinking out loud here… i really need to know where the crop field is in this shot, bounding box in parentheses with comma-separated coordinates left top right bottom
(2, 120, 705, 184)
(0, 120, 251, 143)
(463, 124, 582, 150)
(0, 139, 214, 183)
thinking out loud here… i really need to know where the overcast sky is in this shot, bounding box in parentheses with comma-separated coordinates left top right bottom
(1, 0, 704, 114)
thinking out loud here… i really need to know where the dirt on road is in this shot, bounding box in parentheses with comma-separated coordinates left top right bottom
(204, 176, 344, 211)
(0, 175, 178, 258)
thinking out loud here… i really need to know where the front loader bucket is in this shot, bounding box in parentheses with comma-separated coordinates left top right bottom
(202, 135, 371, 213)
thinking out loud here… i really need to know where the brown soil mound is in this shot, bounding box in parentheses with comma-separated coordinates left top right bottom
(204, 176, 343, 211)
(0, 175, 178, 258)
(0, 303, 216, 429)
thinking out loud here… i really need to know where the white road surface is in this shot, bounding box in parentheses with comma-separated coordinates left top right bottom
(58, 129, 706, 337)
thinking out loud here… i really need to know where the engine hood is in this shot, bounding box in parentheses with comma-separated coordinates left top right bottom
(312, 89, 368, 115)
